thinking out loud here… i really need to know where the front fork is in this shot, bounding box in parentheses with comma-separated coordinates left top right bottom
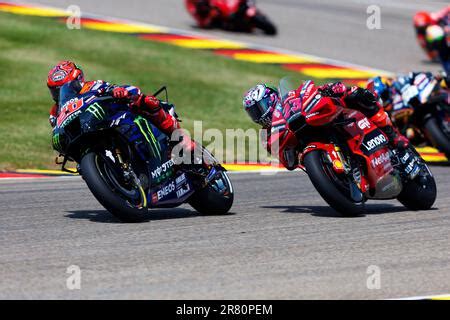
(392, 147, 422, 181)
(328, 145, 366, 201)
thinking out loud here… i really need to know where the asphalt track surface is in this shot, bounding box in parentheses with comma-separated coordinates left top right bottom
(0, 168, 450, 299)
(1, 0, 450, 299)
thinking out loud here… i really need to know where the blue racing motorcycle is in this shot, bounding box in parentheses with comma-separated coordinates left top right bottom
(52, 81, 234, 222)
(389, 72, 450, 160)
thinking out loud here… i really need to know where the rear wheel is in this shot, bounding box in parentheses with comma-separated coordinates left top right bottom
(80, 151, 148, 223)
(304, 150, 365, 217)
(424, 116, 450, 159)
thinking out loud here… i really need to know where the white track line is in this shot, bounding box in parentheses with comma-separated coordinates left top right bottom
(393, 293, 450, 300)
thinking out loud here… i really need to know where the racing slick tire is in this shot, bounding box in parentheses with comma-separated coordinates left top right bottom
(189, 170, 234, 215)
(80, 151, 148, 223)
(304, 150, 365, 217)
(253, 14, 277, 35)
(397, 157, 437, 211)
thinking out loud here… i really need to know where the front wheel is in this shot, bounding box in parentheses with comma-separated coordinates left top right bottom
(303, 150, 365, 217)
(80, 151, 148, 223)
(189, 170, 234, 215)
(397, 160, 437, 210)
(253, 14, 277, 35)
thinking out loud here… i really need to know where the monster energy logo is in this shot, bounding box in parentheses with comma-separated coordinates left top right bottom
(134, 116, 162, 160)
(52, 133, 61, 150)
(87, 103, 105, 120)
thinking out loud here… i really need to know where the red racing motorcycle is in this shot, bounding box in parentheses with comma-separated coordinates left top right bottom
(278, 78, 437, 217)
(185, 0, 277, 35)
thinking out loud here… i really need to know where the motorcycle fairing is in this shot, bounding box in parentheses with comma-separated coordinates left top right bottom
(148, 171, 195, 208)
(339, 109, 402, 198)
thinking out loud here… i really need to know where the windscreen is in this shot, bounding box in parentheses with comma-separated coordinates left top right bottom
(278, 76, 301, 104)
(58, 80, 82, 111)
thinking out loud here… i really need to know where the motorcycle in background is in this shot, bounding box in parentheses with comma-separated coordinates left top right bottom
(277, 77, 437, 217)
(388, 73, 450, 160)
(185, 0, 277, 35)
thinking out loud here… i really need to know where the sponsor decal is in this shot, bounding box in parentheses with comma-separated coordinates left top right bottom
(110, 113, 127, 127)
(151, 159, 175, 180)
(175, 173, 187, 186)
(60, 110, 81, 128)
(364, 134, 387, 151)
(57, 98, 84, 127)
(157, 182, 175, 200)
(305, 112, 320, 119)
(401, 152, 410, 163)
(151, 193, 159, 204)
(176, 184, 191, 198)
(371, 151, 391, 168)
(52, 70, 67, 82)
(403, 154, 418, 176)
(361, 130, 388, 154)
(86, 102, 106, 120)
(134, 116, 162, 160)
(357, 118, 371, 130)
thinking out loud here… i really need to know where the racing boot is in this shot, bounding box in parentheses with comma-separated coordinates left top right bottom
(370, 109, 420, 178)
(369, 109, 409, 150)
(135, 94, 200, 164)
(134, 94, 180, 135)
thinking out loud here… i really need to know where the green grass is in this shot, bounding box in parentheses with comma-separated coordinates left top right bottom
(0, 12, 321, 169)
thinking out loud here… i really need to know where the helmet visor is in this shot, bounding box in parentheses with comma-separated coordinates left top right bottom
(49, 85, 61, 103)
(245, 96, 273, 124)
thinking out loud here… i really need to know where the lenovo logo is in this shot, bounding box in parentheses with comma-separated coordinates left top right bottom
(362, 134, 387, 152)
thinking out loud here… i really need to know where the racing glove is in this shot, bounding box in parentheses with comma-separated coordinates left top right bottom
(345, 87, 379, 108)
(319, 82, 347, 97)
(112, 87, 130, 99)
(370, 109, 409, 150)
